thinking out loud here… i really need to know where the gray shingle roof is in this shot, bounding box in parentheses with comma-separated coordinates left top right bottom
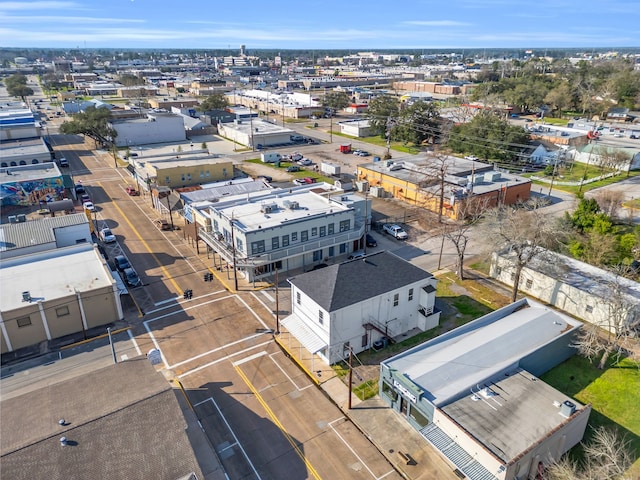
(0, 358, 203, 480)
(288, 251, 433, 312)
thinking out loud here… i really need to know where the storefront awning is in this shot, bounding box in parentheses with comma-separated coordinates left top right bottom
(280, 315, 327, 354)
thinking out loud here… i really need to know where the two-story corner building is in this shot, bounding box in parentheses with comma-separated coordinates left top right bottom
(490, 248, 640, 334)
(284, 251, 440, 365)
(198, 184, 371, 281)
(110, 112, 186, 147)
(357, 156, 531, 220)
(380, 298, 590, 480)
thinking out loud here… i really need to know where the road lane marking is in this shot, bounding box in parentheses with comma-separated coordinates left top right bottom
(194, 397, 262, 480)
(154, 297, 180, 306)
(232, 351, 267, 366)
(328, 417, 379, 479)
(144, 294, 234, 323)
(235, 365, 322, 480)
(142, 321, 170, 369)
(145, 289, 227, 315)
(105, 184, 182, 294)
(249, 291, 276, 320)
(260, 290, 275, 302)
(127, 329, 142, 356)
(170, 333, 264, 369)
(269, 352, 303, 391)
(178, 340, 272, 378)
(235, 294, 270, 330)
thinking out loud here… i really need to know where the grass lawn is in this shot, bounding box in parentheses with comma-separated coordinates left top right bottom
(243, 158, 334, 183)
(329, 131, 422, 155)
(541, 355, 640, 474)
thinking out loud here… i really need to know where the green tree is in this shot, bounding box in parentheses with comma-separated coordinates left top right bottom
(198, 93, 229, 111)
(118, 73, 145, 87)
(4, 73, 33, 103)
(365, 95, 401, 138)
(321, 90, 350, 114)
(396, 101, 441, 146)
(544, 83, 574, 116)
(59, 106, 117, 148)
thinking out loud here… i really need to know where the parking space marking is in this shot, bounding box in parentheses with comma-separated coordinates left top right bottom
(178, 340, 272, 378)
(260, 290, 275, 302)
(144, 294, 234, 324)
(145, 290, 227, 315)
(235, 365, 322, 480)
(268, 351, 313, 391)
(328, 417, 383, 480)
(127, 329, 142, 356)
(235, 295, 270, 330)
(232, 350, 267, 366)
(170, 333, 264, 369)
(194, 397, 262, 480)
(142, 320, 170, 369)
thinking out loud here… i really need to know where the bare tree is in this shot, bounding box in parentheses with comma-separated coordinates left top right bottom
(482, 207, 560, 302)
(547, 427, 634, 480)
(572, 266, 640, 369)
(444, 195, 489, 280)
(592, 190, 624, 219)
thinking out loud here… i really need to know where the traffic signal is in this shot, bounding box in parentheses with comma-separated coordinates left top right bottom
(203, 272, 213, 282)
(183, 289, 193, 300)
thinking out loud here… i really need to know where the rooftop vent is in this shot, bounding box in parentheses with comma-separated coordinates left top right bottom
(60, 436, 68, 446)
(283, 200, 299, 210)
(22, 291, 31, 302)
(559, 400, 576, 418)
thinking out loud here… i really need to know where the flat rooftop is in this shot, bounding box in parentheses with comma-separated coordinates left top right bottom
(442, 368, 585, 462)
(0, 244, 114, 312)
(210, 185, 353, 232)
(225, 118, 294, 136)
(384, 300, 581, 406)
(0, 137, 50, 159)
(0, 213, 88, 253)
(0, 161, 61, 183)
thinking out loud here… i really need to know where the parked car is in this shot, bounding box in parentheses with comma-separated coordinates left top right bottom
(58, 157, 69, 167)
(290, 153, 303, 161)
(310, 263, 328, 271)
(285, 165, 301, 172)
(155, 219, 171, 231)
(297, 158, 313, 166)
(82, 201, 95, 212)
(80, 194, 91, 204)
(355, 150, 370, 157)
(74, 183, 86, 194)
(99, 228, 116, 243)
(383, 224, 408, 240)
(365, 233, 377, 247)
(114, 255, 130, 272)
(348, 251, 366, 260)
(293, 178, 307, 186)
(290, 135, 305, 143)
(125, 185, 139, 196)
(123, 267, 142, 287)
(258, 175, 273, 183)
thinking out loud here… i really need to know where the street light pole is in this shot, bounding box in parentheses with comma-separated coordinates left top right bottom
(230, 215, 239, 291)
(275, 267, 280, 334)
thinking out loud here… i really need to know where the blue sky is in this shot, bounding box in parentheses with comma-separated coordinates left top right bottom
(1, 0, 638, 50)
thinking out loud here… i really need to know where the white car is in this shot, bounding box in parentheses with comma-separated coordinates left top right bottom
(383, 224, 408, 240)
(99, 228, 116, 243)
(297, 158, 313, 166)
(82, 201, 95, 212)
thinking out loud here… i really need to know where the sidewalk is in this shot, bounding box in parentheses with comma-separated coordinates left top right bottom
(274, 328, 461, 480)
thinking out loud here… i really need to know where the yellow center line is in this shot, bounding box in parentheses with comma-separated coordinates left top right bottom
(103, 183, 182, 294)
(234, 365, 322, 480)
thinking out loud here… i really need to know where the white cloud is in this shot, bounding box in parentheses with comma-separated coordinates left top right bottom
(0, 15, 145, 24)
(0, 1, 78, 10)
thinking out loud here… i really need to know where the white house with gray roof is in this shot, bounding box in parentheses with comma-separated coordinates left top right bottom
(380, 298, 590, 480)
(490, 248, 640, 334)
(284, 251, 440, 365)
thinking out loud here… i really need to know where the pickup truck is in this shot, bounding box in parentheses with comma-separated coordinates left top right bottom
(383, 224, 408, 240)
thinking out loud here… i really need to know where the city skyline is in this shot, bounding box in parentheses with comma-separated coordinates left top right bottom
(1, 0, 639, 50)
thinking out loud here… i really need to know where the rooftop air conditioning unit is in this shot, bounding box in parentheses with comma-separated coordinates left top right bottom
(559, 400, 576, 418)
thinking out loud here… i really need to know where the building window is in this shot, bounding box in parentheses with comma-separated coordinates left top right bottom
(408, 288, 414, 301)
(200, 171, 205, 178)
(319, 226, 326, 237)
(251, 240, 265, 254)
(361, 333, 368, 348)
(328, 223, 335, 234)
(382, 381, 399, 402)
(282, 235, 289, 247)
(339, 220, 350, 232)
(510, 272, 516, 281)
(56, 306, 70, 317)
(311, 227, 318, 237)
(213, 220, 219, 232)
(187, 173, 192, 181)
(296, 292, 301, 305)
(272, 237, 279, 250)
(292, 232, 298, 242)
(222, 168, 227, 177)
(17, 317, 32, 328)
(496, 266, 502, 275)
(301, 230, 308, 242)
(393, 293, 399, 307)
(313, 250, 322, 261)
(409, 406, 429, 428)
(339, 243, 347, 254)
(525, 279, 533, 289)
(181, 174, 186, 181)
(236, 237, 244, 252)
(319, 310, 324, 325)
(165, 176, 171, 184)
(205, 170, 210, 177)
(328, 246, 334, 257)
(586, 305, 594, 313)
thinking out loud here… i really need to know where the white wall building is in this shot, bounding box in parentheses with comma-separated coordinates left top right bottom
(337, 119, 372, 138)
(490, 249, 640, 334)
(284, 251, 440, 365)
(111, 112, 186, 147)
(198, 184, 371, 281)
(217, 119, 294, 148)
(381, 298, 590, 480)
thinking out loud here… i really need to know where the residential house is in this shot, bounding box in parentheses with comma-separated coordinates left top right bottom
(284, 251, 440, 365)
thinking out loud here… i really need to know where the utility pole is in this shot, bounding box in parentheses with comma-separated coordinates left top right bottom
(165, 194, 174, 230)
(275, 267, 280, 334)
(230, 215, 238, 291)
(107, 327, 117, 365)
(348, 345, 354, 410)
